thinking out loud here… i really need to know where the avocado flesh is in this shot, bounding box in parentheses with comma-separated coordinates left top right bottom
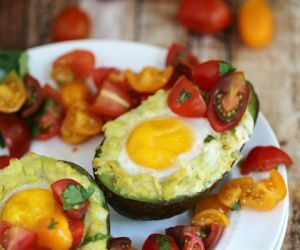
(0, 153, 110, 249)
(93, 82, 259, 220)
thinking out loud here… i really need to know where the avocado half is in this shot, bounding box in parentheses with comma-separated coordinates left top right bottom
(0, 153, 110, 249)
(93, 83, 259, 220)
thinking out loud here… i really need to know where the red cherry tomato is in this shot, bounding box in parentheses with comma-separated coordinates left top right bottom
(182, 231, 205, 250)
(91, 77, 133, 118)
(166, 225, 202, 247)
(0, 113, 30, 158)
(203, 225, 223, 250)
(68, 219, 84, 248)
(52, 6, 91, 42)
(166, 43, 198, 85)
(167, 76, 206, 117)
(51, 179, 90, 220)
(93, 67, 120, 89)
(177, 0, 232, 34)
(29, 85, 64, 141)
(142, 234, 179, 250)
(207, 72, 249, 132)
(53, 50, 95, 80)
(21, 74, 44, 117)
(193, 60, 235, 92)
(108, 237, 134, 250)
(0, 224, 39, 250)
(0, 155, 11, 169)
(241, 146, 293, 175)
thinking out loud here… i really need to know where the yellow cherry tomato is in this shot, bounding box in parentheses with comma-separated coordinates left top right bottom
(238, 0, 274, 48)
(195, 194, 230, 214)
(125, 66, 173, 94)
(60, 81, 90, 108)
(35, 211, 73, 250)
(0, 71, 27, 113)
(192, 208, 230, 227)
(52, 64, 76, 87)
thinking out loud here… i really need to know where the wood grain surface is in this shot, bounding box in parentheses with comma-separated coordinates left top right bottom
(0, 0, 299, 249)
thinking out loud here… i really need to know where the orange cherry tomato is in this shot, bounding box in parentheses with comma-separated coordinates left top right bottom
(243, 169, 287, 211)
(238, 0, 274, 48)
(195, 194, 230, 214)
(35, 212, 73, 250)
(218, 177, 254, 208)
(125, 66, 173, 94)
(192, 208, 230, 227)
(52, 6, 91, 42)
(60, 81, 91, 108)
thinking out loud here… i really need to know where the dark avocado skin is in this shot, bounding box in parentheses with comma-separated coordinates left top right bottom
(93, 82, 259, 220)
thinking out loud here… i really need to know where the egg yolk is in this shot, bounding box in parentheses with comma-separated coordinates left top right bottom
(126, 117, 193, 169)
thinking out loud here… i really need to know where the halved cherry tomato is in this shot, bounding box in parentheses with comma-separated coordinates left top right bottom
(91, 77, 132, 118)
(243, 169, 287, 211)
(0, 113, 30, 158)
(142, 234, 179, 250)
(166, 43, 198, 85)
(52, 6, 91, 42)
(21, 74, 43, 117)
(0, 155, 11, 169)
(1, 224, 39, 250)
(182, 231, 205, 250)
(0, 71, 27, 113)
(177, 0, 232, 34)
(60, 82, 91, 108)
(203, 225, 223, 250)
(218, 177, 254, 208)
(125, 66, 173, 94)
(192, 60, 235, 92)
(207, 72, 249, 132)
(166, 225, 202, 247)
(53, 50, 95, 80)
(29, 85, 64, 140)
(108, 237, 134, 250)
(51, 179, 90, 220)
(167, 76, 206, 117)
(192, 209, 230, 227)
(68, 219, 84, 249)
(195, 194, 230, 214)
(93, 67, 120, 89)
(241, 146, 293, 175)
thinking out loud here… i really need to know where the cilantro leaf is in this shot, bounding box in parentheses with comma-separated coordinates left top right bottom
(154, 235, 170, 250)
(231, 201, 241, 211)
(82, 233, 108, 245)
(219, 61, 235, 77)
(0, 51, 28, 80)
(176, 89, 192, 103)
(48, 218, 58, 230)
(62, 184, 95, 210)
(204, 135, 215, 143)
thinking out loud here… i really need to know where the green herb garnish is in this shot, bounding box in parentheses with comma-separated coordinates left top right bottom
(176, 89, 192, 103)
(231, 201, 241, 211)
(48, 218, 58, 230)
(204, 135, 215, 143)
(82, 233, 108, 245)
(219, 61, 235, 77)
(0, 51, 28, 80)
(154, 235, 170, 250)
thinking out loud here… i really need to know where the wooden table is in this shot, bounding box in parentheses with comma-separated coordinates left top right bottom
(0, 0, 299, 249)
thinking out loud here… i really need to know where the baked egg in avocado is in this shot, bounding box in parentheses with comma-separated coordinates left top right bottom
(93, 76, 259, 220)
(0, 153, 109, 250)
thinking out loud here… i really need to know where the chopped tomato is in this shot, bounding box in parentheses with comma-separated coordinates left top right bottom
(53, 50, 95, 80)
(142, 234, 179, 250)
(241, 146, 293, 175)
(108, 237, 134, 250)
(0, 224, 39, 250)
(195, 194, 230, 214)
(51, 64, 76, 87)
(68, 219, 84, 249)
(243, 169, 287, 211)
(51, 179, 92, 220)
(177, 0, 232, 34)
(0, 155, 11, 169)
(182, 231, 205, 250)
(21, 74, 43, 117)
(192, 209, 230, 227)
(192, 60, 235, 92)
(203, 225, 223, 250)
(0, 113, 30, 158)
(91, 77, 132, 118)
(218, 177, 254, 208)
(60, 82, 91, 108)
(29, 85, 64, 140)
(93, 67, 120, 89)
(167, 76, 206, 117)
(166, 43, 198, 85)
(52, 6, 91, 42)
(207, 72, 249, 132)
(0, 71, 27, 113)
(125, 66, 173, 94)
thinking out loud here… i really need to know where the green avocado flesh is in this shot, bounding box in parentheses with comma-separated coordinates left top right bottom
(93, 83, 259, 219)
(0, 153, 109, 250)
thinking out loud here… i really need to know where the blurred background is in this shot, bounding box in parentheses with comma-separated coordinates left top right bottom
(0, 0, 299, 248)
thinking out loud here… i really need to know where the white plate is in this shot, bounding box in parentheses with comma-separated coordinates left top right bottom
(26, 40, 288, 250)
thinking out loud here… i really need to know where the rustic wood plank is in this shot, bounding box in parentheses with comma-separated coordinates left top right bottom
(80, 0, 136, 40)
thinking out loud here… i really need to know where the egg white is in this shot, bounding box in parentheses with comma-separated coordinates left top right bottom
(118, 108, 216, 180)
